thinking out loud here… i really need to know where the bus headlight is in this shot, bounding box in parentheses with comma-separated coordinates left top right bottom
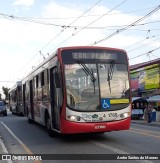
(67, 115, 81, 122)
(116, 112, 130, 120)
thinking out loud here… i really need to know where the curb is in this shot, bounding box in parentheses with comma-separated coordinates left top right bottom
(131, 121, 160, 127)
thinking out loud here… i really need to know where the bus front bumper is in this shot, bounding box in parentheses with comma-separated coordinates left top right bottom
(60, 117, 131, 134)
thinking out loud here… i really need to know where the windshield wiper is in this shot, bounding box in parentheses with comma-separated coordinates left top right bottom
(107, 61, 115, 93)
(77, 61, 96, 94)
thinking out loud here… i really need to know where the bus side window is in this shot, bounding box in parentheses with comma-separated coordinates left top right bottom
(33, 77, 37, 101)
(41, 71, 44, 86)
(38, 74, 41, 88)
(36, 73, 42, 101)
(44, 69, 49, 85)
(42, 69, 49, 101)
(36, 75, 38, 88)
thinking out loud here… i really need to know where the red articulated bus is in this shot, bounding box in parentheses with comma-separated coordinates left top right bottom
(22, 46, 131, 136)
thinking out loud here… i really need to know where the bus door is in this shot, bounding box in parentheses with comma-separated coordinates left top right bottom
(29, 80, 34, 120)
(50, 67, 60, 130)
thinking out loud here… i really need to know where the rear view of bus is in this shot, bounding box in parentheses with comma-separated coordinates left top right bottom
(59, 46, 131, 134)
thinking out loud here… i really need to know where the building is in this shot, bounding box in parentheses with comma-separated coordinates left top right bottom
(130, 58, 160, 121)
(130, 58, 160, 98)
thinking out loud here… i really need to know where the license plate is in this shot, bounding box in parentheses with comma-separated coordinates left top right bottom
(95, 125, 106, 129)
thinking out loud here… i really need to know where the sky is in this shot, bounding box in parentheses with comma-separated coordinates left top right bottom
(0, 0, 160, 96)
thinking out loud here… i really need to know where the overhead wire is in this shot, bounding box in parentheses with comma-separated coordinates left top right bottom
(127, 35, 160, 62)
(125, 32, 160, 50)
(0, 5, 156, 21)
(19, 0, 102, 74)
(27, 3, 160, 66)
(48, 0, 128, 54)
(70, 20, 160, 29)
(38, 0, 102, 53)
(129, 46, 160, 60)
(152, 53, 160, 59)
(0, 0, 102, 29)
(1, 1, 160, 73)
(1, 11, 160, 30)
(90, 5, 160, 45)
(127, 36, 160, 53)
(67, 0, 128, 34)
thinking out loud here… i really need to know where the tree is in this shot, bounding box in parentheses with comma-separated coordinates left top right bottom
(2, 86, 10, 100)
(0, 93, 2, 100)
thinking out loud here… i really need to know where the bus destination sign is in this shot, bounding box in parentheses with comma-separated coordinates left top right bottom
(72, 52, 118, 60)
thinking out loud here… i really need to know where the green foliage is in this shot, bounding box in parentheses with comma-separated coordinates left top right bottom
(2, 86, 10, 100)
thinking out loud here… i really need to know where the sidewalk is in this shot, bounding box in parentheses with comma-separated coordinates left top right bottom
(131, 119, 160, 127)
(0, 136, 10, 163)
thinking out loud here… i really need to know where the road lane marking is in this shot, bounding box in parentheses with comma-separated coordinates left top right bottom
(1, 122, 42, 163)
(91, 141, 153, 163)
(131, 128, 160, 135)
(129, 129, 160, 139)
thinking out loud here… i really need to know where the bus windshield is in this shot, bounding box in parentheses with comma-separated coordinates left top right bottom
(64, 63, 130, 111)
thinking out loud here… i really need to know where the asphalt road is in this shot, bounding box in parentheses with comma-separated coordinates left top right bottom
(0, 111, 160, 163)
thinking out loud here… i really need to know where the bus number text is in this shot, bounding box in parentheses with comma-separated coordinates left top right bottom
(108, 113, 117, 117)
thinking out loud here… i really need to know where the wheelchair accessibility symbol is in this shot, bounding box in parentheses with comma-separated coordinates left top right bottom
(101, 99, 110, 109)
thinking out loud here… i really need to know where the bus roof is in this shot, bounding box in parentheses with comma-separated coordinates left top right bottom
(21, 46, 127, 82)
(9, 81, 22, 92)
